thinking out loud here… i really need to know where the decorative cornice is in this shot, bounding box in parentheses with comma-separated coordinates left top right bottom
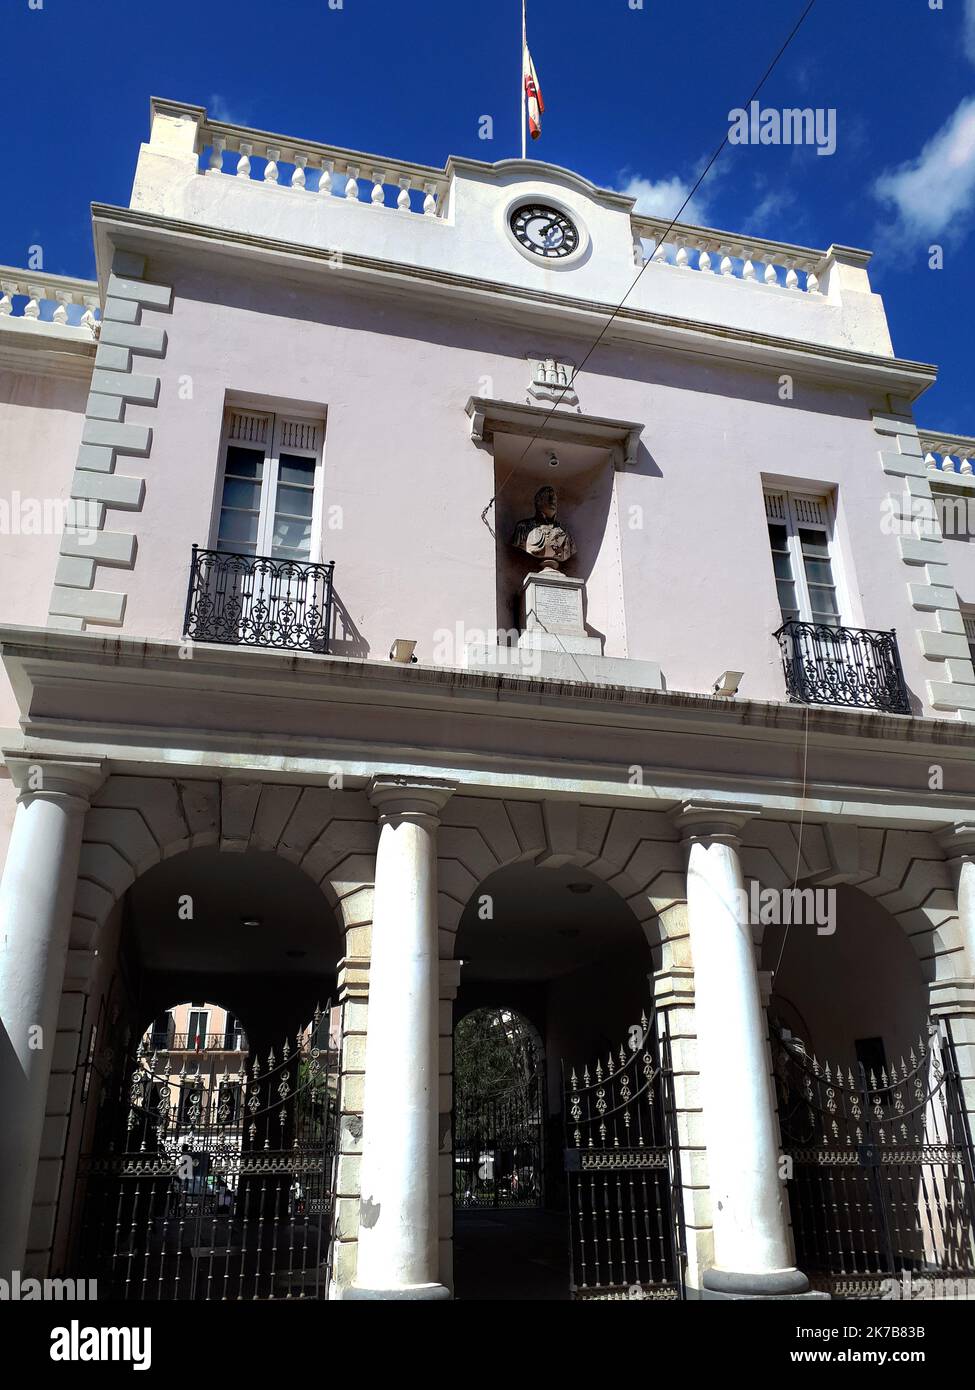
(466, 396, 643, 466)
(89, 205, 938, 400)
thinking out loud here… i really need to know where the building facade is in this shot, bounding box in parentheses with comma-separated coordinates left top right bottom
(0, 97, 974, 1300)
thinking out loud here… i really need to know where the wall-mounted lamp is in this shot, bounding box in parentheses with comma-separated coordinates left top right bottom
(712, 670, 744, 697)
(389, 639, 418, 663)
(547, 451, 560, 468)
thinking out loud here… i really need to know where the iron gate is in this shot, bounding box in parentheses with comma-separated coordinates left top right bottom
(454, 1073, 545, 1208)
(74, 1007, 338, 1300)
(773, 1019, 975, 1298)
(562, 1008, 686, 1300)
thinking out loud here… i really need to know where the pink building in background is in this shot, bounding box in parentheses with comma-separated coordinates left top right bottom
(0, 98, 974, 1302)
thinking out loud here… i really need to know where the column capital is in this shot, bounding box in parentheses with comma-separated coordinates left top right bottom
(439, 959, 462, 1000)
(367, 775, 456, 823)
(671, 799, 762, 843)
(2, 752, 107, 807)
(935, 822, 975, 861)
(928, 976, 975, 1019)
(336, 956, 370, 1004)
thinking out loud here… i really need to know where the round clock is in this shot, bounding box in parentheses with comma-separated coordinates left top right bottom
(509, 203, 581, 260)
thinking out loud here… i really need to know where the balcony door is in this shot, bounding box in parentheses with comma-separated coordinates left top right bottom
(764, 490, 841, 628)
(215, 409, 323, 564)
(204, 410, 327, 648)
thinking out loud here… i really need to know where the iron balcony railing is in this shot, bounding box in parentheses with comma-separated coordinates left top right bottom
(183, 546, 334, 653)
(147, 1031, 249, 1053)
(774, 619, 911, 714)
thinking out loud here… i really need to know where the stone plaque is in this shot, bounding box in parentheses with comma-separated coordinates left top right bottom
(525, 574, 585, 635)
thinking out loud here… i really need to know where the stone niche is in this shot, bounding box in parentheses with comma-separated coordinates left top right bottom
(462, 412, 663, 690)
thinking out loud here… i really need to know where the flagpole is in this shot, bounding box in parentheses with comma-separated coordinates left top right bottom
(521, 0, 527, 159)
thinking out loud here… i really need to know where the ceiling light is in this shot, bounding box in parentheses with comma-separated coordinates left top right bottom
(240, 916, 262, 928)
(547, 451, 560, 468)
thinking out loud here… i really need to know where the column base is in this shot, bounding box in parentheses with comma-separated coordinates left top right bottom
(341, 1282, 452, 1301)
(701, 1267, 828, 1300)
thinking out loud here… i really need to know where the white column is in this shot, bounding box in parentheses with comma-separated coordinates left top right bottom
(348, 775, 454, 1299)
(0, 756, 104, 1279)
(675, 801, 811, 1298)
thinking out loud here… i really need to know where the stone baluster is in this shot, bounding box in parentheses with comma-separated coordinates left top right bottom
(742, 251, 757, 281)
(941, 453, 956, 473)
(318, 159, 333, 196)
(422, 182, 438, 216)
(236, 143, 252, 179)
(264, 147, 280, 184)
(52, 295, 69, 326)
(24, 289, 41, 320)
(633, 232, 646, 267)
(764, 261, 778, 286)
(698, 243, 712, 273)
(960, 454, 973, 476)
(806, 267, 820, 294)
(719, 251, 734, 276)
(397, 177, 412, 211)
(345, 165, 360, 201)
(0, 285, 12, 316)
(371, 170, 387, 206)
(291, 154, 307, 190)
(651, 240, 667, 263)
(675, 242, 690, 269)
(925, 452, 939, 470)
(81, 305, 98, 334)
(784, 261, 799, 290)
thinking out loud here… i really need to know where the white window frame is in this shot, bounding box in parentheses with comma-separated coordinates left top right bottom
(764, 488, 845, 626)
(212, 407, 325, 562)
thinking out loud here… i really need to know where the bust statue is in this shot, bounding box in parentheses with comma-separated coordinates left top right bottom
(510, 485, 576, 570)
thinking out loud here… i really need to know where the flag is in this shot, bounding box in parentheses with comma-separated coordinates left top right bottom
(523, 44, 544, 141)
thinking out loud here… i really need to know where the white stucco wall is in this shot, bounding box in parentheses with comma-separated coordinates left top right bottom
(96, 252, 935, 711)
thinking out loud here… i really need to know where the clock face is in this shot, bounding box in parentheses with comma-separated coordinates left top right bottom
(509, 203, 581, 259)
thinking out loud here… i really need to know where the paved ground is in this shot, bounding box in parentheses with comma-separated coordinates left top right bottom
(453, 1208, 571, 1301)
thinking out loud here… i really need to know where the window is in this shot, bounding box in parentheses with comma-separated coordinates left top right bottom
(187, 1010, 208, 1049)
(214, 409, 324, 562)
(765, 490, 841, 627)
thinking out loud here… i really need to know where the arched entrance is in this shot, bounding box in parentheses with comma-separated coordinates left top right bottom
(450, 861, 684, 1300)
(64, 845, 345, 1300)
(762, 882, 975, 1296)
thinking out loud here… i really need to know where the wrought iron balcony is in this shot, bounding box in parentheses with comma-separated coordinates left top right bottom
(146, 1031, 248, 1053)
(774, 619, 911, 714)
(183, 546, 334, 653)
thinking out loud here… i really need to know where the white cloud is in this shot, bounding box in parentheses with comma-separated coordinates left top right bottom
(617, 174, 714, 227)
(873, 95, 975, 242)
(208, 93, 245, 126)
(749, 187, 796, 229)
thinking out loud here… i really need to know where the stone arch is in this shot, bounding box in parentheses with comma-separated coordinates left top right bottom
(740, 818, 965, 985)
(436, 797, 688, 971)
(70, 775, 378, 960)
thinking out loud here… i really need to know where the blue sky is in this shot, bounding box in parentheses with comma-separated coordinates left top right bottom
(3, 0, 973, 433)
